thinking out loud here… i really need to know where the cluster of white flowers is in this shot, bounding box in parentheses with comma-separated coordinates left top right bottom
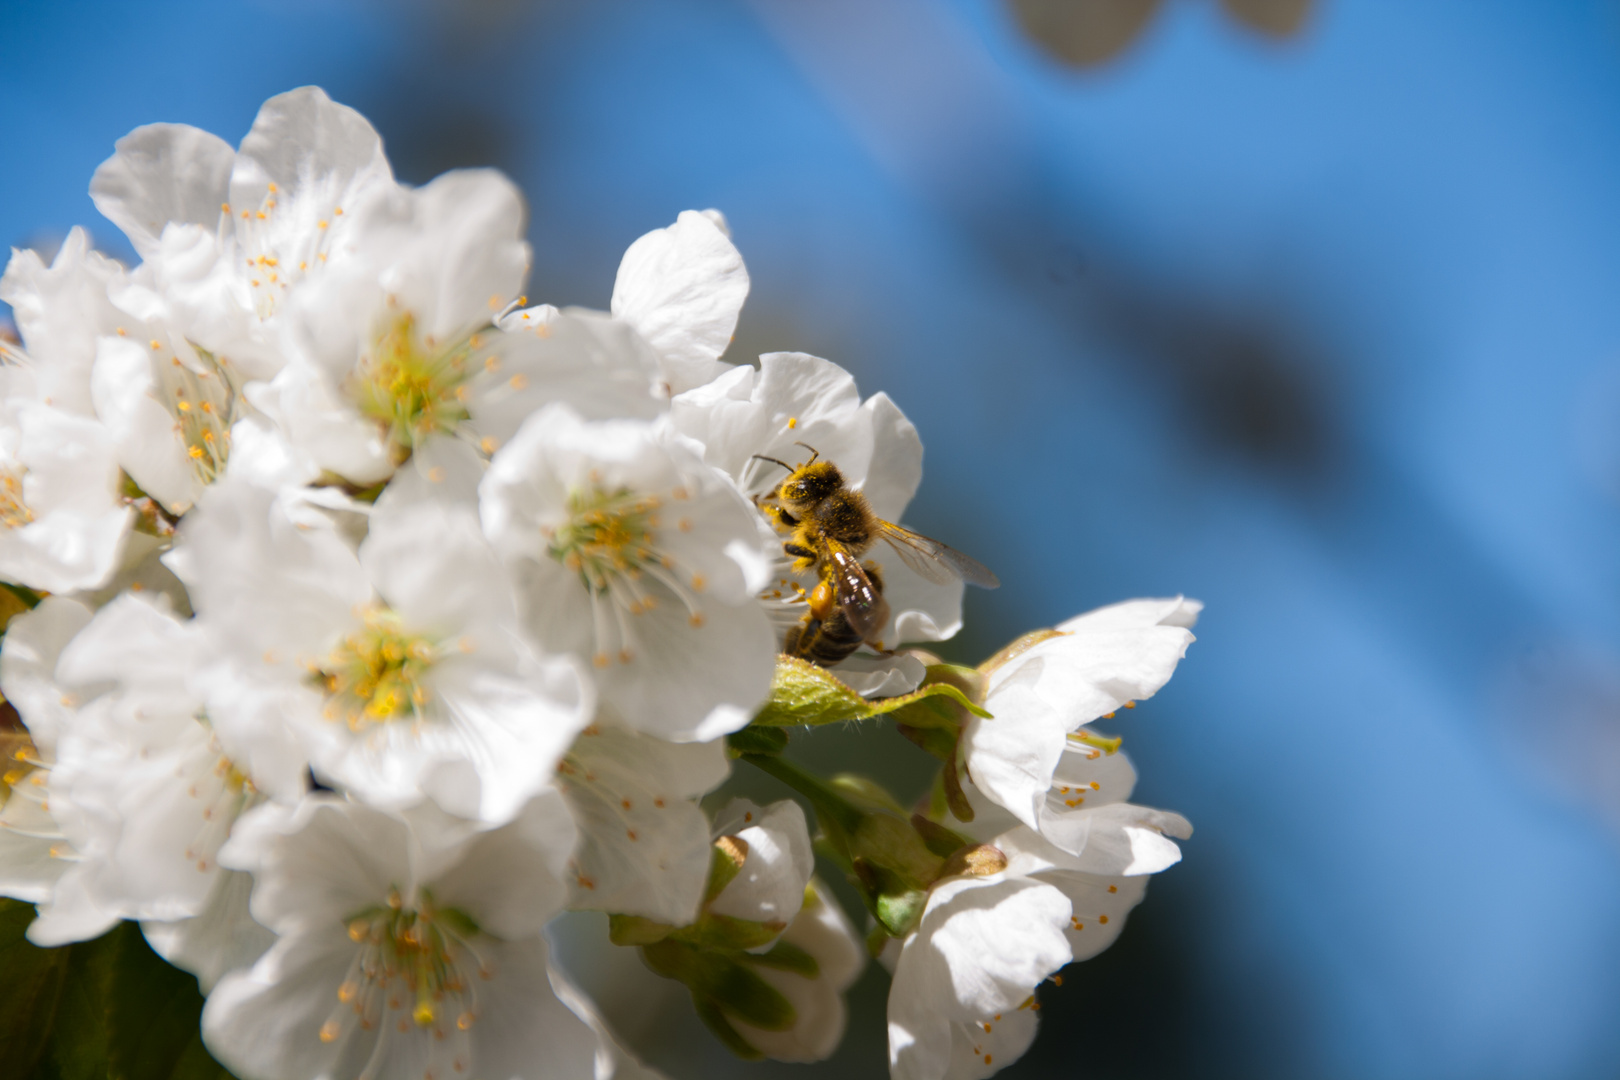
(0, 88, 1198, 1080)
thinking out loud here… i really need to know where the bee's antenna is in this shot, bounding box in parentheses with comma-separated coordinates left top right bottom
(751, 454, 796, 475)
(792, 442, 820, 465)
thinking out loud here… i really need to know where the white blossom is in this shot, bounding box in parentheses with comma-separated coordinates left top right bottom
(886, 800, 1190, 1080)
(43, 592, 279, 985)
(481, 404, 775, 742)
(204, 795, 601, 1080)
(174, 478, 590, 824)
(961, 597, 1199, 851)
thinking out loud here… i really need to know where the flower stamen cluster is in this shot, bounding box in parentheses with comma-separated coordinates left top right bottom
(547, 484, 706, 667)
(321, 887, 489, 1077)
(311, 608, 440, 729)
(349, 312, 485, 458)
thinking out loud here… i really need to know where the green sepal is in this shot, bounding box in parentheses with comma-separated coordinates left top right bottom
(827, 774, 907, 815)
(873, 887, 930, 939)
(725, 725, 789, 757)
(850, 858, 931, 938)
(910, 813, 972, 859)
(942, 753, 975, 823)
(608, 913, 674, 946)
(674, 912, 786, 953)
(895, 722, 956, 762)
(641, 939, 797, 1031)
(850, 813, 943, 889)
(745, 939, 820, 979)
(692, 995, 765, 1061)
(752, 656, 990, 728)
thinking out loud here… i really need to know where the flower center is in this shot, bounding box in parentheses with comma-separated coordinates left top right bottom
(350, 312, 487, 459)
(546, 486, 707, 667)
(163, 345, 235, 489)
(0, 467, 32, 530)
(318, 888, 491, 1077)
(311, 607, 439, 731)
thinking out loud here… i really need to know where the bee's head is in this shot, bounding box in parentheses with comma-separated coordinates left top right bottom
(779, 460, 844, 507)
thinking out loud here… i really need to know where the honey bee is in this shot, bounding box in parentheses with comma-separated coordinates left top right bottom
(754, 445, 998, 658)
(783, 562, 887, 667)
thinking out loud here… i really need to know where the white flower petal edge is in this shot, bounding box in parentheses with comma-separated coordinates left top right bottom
(555, 723, 730, 925)
(962, 597, 1199, 845)
(611, 209, 749, 396)
(727, 878, 865, 1063)
(204, 794, 602, 1080)
(481, 404, 776, 743)
(671, 351, 964, 650)
(90, 123, 236, 260)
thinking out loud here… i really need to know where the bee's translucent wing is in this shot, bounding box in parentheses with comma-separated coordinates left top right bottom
(824, 542, 890, 637)
(878, 521, 1000, 589)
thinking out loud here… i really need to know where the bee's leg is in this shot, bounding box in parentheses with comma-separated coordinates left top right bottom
(783, 542, 818, 573)
(759, 503, 797, 529)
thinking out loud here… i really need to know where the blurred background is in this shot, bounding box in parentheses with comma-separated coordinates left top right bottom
(7, 0, 1620, 1077)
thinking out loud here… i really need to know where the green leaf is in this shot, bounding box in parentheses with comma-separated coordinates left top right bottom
(752, 656, 990, 728)
(108, 924, 234, 1080)
(0, 903, 235, 1080)
(0, 898, 72, 1078)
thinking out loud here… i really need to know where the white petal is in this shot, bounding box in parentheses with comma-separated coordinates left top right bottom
(424, 789, 577, 938)
(143, 868, 276, 992)
(559, 726, 728, 924)
(0, 597, 94, 752)
(472, 310, 666, 445)
(892, 874, 1071, 1020)
(90, 123, 233, 258)
(611, 210, 749, 395)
